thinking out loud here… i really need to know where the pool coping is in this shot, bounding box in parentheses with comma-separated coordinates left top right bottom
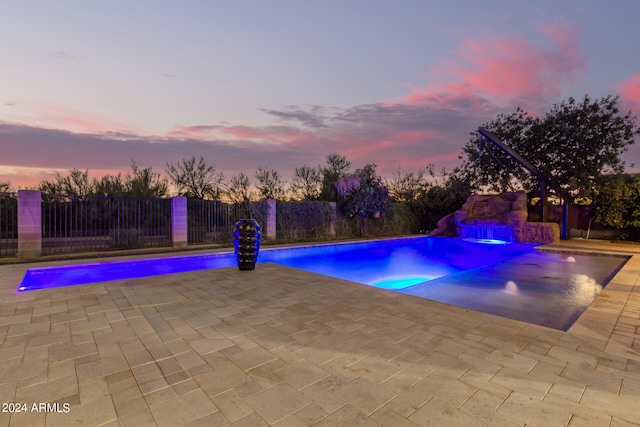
(539, 240, 640, 359)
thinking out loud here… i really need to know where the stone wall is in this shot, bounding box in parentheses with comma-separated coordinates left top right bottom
(17, 190, 42, 259)
(522, 222, 560, 244)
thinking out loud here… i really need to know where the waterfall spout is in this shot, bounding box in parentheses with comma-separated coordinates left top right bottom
(460, 224, 515, 243)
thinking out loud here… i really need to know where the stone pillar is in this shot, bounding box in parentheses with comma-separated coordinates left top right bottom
(18, 190, 42, 259)
(265, 199, 276, 240)
(329, 202, 337, 237)
(171, 196, 188, 249)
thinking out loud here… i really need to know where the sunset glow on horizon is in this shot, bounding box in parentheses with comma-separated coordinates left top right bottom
(2, 1, 640, 190)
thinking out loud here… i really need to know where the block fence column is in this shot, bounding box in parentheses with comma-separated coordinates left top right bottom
(172, 196, 188, 249)
(18, 190, 42, 259)
(329, 202, 337, 237)
(265, 199, 276, 240)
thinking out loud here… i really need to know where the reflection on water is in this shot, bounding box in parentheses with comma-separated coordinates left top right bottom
(566, 273, 602, 306)
(401, 250, 628, 331)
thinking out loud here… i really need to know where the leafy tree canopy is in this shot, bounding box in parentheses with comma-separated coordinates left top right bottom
(92, 174, 126, 196)
(320, 153, 351, 201)
(593, 173, 640, 231)
(338, 164, 391, 219)
(460, 95, 639, 201)
(39, 168, 93, 195)
(127, 161, 169, 198)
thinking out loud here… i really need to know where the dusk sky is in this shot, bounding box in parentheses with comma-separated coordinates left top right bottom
(2, 1, 640, 190)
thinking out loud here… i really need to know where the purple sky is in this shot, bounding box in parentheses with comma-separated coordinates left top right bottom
(2, 1, 640, 190)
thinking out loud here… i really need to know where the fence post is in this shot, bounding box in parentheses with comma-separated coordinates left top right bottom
(329, 202, 337, 237)
(266, 199, 276, 240)
(172, 196, 188, 249)
(18, 190, 42, 259)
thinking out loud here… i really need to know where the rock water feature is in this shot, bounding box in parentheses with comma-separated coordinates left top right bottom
(432, 191, 560, 244)
(459, 223, 515, 243)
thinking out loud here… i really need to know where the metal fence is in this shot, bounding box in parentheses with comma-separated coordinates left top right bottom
(276, 201, 336, 240)
(0, 192, 18, 257)
(187, 199, 253, 244)
(41, 194, 172, 255)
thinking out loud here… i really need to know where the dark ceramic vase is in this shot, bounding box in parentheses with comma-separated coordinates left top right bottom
(233, 219, 261, 271)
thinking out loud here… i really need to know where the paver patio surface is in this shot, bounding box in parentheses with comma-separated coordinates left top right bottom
(0, 239, 639, 426)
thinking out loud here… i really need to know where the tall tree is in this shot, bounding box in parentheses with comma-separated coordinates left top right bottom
(320, 153, 351, 201)
(0, 181, 10, 192)
(460, 95, 639, 201)
(226, 173, 252, 203)
(125, 161, 169, 197)
(255, 168, 286, 200)
(36, 164, 169, 197)
(92, 174, 127, 196)
(460, 107, 537, 194)
(385, 167, 429, 203)
(166, 156, 225, 199)
(290, 165, 322, 200)
(38, 168, 93, 195)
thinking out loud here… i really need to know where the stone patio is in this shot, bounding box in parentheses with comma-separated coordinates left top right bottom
(0, 239, 639, 426)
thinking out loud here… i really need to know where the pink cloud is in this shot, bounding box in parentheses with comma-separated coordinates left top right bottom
(316, 119, 461, 176)
(169, 124, 310, 144)
(10, 20, 590, 191)
(34, 105, 140, 134)
(618, 73, 640, 114)
(401, 21, 584, 112)
(402, 82, 491, 112)
(0, 92, 494, 190)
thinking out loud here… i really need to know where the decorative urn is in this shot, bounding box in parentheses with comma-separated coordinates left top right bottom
(233, 219, 261, 270)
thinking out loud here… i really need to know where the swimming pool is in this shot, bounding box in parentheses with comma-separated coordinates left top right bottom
(18, 236, 629, 330)
(18, 237, 534, 292)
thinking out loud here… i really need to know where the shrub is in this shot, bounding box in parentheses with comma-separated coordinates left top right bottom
(593, 173, 640, 241)
(353, 203, 421, 237)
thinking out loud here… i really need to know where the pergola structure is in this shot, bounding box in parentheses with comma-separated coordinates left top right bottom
(477, 127, 569, 239)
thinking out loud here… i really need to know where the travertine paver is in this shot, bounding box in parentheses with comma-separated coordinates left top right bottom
(0, 239, 639, 426)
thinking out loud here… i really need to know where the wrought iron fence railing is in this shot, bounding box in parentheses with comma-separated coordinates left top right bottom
(41, 194, 172, 255)
(187, 199, 253, 244)
(3, 193, 341, 258)
(276, 201, 336, 240)
(0, 192, 18, 257)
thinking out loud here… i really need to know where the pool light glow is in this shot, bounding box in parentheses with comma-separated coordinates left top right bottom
(370, 276, 431, 290)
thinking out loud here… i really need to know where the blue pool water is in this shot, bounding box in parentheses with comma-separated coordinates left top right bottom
(18, 236, 629, 330)
(261, 237, 536, 289)
(18, 237, 534, 292)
